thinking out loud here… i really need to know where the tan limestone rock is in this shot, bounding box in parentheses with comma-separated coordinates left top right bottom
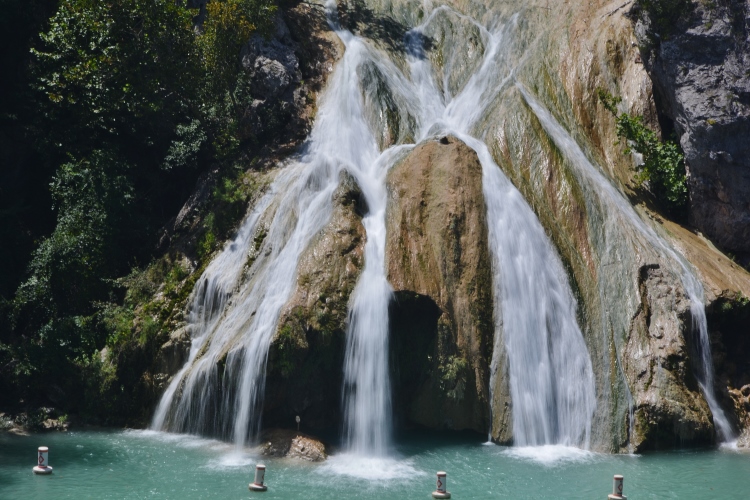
(385, 135, 493, 434)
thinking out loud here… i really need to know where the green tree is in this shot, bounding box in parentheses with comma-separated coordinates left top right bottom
(32, 0, 202, 157)
(3, 0, 280, 418)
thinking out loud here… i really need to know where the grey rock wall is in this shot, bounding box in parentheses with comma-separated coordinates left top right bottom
(634, 0, 750, 254)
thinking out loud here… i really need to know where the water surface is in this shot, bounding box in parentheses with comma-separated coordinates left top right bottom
(1, 430, 747, 499)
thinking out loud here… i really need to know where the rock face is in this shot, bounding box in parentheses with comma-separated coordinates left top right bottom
(240, 16, 305, 141)
(257, 428, 327, 461)
(264, 172, 366, 431)
(154, 326, 191, 387)
(623, 265, 713, 450)
(385, 136, 493, 434)
(633, 0, 750, 254)
(235, 4, 343, 146)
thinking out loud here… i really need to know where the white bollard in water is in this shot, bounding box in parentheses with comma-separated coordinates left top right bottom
(32, 446, 53, 474)
(607, 474, 627, 499)
(432, 471, 451, 499)
(249, 464, 267, 492)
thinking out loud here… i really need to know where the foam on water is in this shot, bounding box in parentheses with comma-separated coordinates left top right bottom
(502, 445, 597, 466)
(321, 453, 425, 481)
(125, 429, 229, 450)
(204, 451, 257, 469)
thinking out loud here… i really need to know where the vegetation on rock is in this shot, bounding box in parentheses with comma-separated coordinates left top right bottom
(598, 89, 688, 214)
(635, 0, 694, 40)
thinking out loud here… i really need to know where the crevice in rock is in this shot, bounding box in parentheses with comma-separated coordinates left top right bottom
(389, 291, 442, 429)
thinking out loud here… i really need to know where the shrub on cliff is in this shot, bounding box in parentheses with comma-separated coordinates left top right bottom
(598, 89, 688, 215)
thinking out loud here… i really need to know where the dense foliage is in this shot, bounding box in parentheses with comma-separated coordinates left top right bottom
(598, 89, 688, 214)
(0, 0, 277, 419)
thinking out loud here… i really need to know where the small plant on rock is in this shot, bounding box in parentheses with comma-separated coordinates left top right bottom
(598, 89, 688, 215)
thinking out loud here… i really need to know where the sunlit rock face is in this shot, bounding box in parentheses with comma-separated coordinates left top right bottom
(623, 264, 713, 450)
(385, 136, 493, 434)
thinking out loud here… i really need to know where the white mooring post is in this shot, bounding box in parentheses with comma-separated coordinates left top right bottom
(607, 474, 627, 499)
(249, 464, 267, 492)
(432, 471, 451, 499)
(32, 446, 53, 474)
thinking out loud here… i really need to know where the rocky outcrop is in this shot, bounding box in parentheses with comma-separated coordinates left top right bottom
(243, 3, 343, 147)
(385, 136, 493, 434)
(632, 0, 750, 254)
(264, 172, 366, 431)
(257, 428, 327, 461)
(154, 326, 191, 389)
(623, 265, 713, 450)
(240, 16, 306, 141)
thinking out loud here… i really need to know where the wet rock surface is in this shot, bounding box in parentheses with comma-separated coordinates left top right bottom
(623, 265, 714, 450)
(385, 136, 493, 434)
(257, 428, 327, 461)
(264, 172, 366, 431)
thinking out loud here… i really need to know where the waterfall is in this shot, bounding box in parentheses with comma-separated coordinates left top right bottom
(151, 0, 384, 446)
(517, 87, 734, 441)
(152, 0, 730, 453)
(152, 1, 598, 451)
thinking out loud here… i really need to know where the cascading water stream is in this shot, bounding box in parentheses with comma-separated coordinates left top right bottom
(327, 5, 405, 456)
(517, 86, 734, 442)
(402, 6, 597, 447)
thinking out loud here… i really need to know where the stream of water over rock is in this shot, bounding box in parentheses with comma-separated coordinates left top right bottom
(151, 0, 731, 455)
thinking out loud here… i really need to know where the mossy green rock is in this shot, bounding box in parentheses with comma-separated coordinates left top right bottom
(264, 171, 366, 431)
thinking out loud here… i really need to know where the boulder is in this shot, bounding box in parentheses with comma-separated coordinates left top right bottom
(385, 136, 493, 434)
(257, 428, 327, 461)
